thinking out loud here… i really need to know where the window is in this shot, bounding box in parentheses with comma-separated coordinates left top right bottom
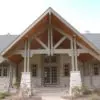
(64, 64, 70, 76)
(3, 67, 7, 76)
(94, 64, 99, 75)
(51, 56, 56, 63)
(0, 65, 8, 77)
(0, 68, 2, 76)
(32, 64, 37, 77)
(44, 55, 57, 63)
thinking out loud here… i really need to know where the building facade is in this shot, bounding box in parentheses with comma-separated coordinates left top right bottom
(0, 8, 100, 96)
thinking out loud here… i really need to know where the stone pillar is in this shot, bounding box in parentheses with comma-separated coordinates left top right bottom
(20, 39, 32, 96)
(69, 37, 82, 96)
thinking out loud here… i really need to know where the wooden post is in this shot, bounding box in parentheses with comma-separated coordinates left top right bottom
(27, 39, 30, 72)
(24, 40, 27, 72)
(73, 36, 78, 71)
(71, 39, 75, 71)
(51, 28, 53, 56)
(48, 28, 51, 56)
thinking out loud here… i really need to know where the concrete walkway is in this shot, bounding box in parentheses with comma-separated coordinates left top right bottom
(42, 96, 66, 100)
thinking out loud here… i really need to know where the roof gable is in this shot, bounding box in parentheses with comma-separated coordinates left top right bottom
(1, 7, 100, 56)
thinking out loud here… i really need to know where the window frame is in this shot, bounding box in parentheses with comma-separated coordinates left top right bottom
(93, 64, 99, 76)
(31, 64, 38, 77)
(0, 64, 8, 77)
(63, 63, 70, 77)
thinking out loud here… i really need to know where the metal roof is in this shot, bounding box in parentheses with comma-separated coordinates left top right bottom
(0, 33, 100, 53)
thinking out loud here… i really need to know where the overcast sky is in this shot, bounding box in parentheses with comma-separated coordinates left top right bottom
(0, 0, 100, 35)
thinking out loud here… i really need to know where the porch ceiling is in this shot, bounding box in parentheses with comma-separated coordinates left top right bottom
(1, 7, 100, 61)
(8, 54, 23, 64)
(78, 53, 93, 62)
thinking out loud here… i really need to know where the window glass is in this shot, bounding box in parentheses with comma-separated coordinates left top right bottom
(94, 64, 99, 75)
(32, 64, 37, 77)
(44, 55, 57, 63)
(64, 64, 70, 76)
(3, 67, 7, 76)
(0, 64, 8, 77)
(0, 68, 2, 76)
(51, 56, 56, 63)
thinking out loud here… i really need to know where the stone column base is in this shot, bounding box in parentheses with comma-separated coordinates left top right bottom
(69, 71, 82, 96)
(20, 72, 32, 96)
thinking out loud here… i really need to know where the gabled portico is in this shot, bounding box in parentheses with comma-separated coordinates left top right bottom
(1, 8, 100, 96)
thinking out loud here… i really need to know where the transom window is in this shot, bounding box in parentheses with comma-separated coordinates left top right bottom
(44, 55, 57, 63)
(31, 64, 37, 77)
(64, 64, 70, 76)
(0, 64, 8, 77)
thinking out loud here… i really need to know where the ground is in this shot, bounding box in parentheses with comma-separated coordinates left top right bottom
(2, 94, 100, 100)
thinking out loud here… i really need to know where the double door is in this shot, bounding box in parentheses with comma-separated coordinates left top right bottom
(43, 55, 58, 86)
(44, 66, 57, 85)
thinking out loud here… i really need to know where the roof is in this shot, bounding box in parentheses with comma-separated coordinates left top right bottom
(0, 34, 100, 54)
(84, 34, 100, 49)
(0, 35, 18, 53)
(0, 7, 100, 61)
(1, 7, 100, 56)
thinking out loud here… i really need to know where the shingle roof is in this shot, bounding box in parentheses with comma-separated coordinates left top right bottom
(0, 35, 18, 53)
(83, 34, 100, 49)
(0, 34, 100, 53)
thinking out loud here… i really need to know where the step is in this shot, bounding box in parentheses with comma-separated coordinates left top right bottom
(42, 96, 65, 100)
(33, 87, 68, 97)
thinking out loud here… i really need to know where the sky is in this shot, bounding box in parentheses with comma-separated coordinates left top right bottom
(0, 0, 100, 35)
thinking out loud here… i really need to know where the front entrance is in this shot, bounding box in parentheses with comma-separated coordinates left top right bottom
(43, 55, 58, 86)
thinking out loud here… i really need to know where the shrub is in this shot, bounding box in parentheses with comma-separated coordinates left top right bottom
(13, 82, 20, 88)
(72, 86, 82, 97)
(81, 86, 92, 95)
(72, 86, 92, 97)
(89, 94, 100, 100)
(0, 92, 10, 99)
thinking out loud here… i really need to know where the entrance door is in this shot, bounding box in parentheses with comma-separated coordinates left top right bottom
(43, 55, 58, 86)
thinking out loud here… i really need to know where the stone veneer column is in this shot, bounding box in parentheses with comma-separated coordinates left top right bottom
(20, 39, 32, 96)
(69, 37, 82, 96)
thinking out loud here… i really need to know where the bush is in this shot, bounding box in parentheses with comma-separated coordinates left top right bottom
(72, 86, 82, 97)
(89, 94, 100, 100)
(82, 86, 92, 95)
(0, 92, 10, 99)
(13, 82, 20, 88)
(72, 86, 92, 97)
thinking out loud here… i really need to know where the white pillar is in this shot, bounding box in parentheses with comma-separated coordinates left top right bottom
(9, 64, 13, 88)
(74, 37, 78, 71)
(20, 39, 32, 96)
(27, 40, 30, 72)
(71, 39, 75, 71)
(24, 40, 27, 72)
(69, 37, 82, 96)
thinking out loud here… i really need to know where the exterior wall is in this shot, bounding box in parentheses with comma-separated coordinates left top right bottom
(59, 54, 70, 87)
(18, 54, 100, 90)
(0, 77, 9, 92)
(19, 55, 42, 88)
(18, 54, 72, 88)
(30, 55, 42, 88)
(81, 60, 100, 89)
(0, 62, 17, 92)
